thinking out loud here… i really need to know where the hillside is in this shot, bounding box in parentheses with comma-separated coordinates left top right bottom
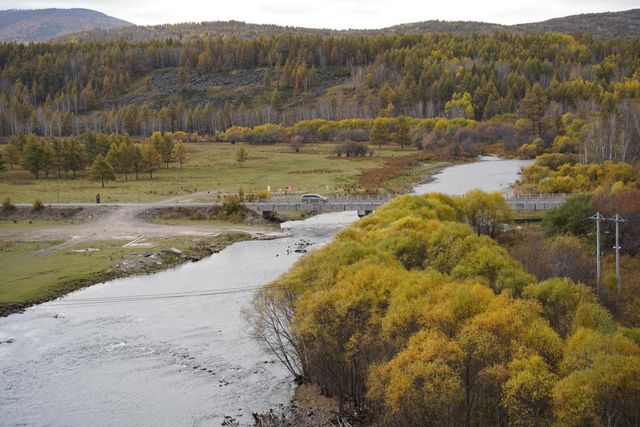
(57, 9, 640, 42)
(0, 8, 131, 43)
(59, 20, 341, 42)
(513, 9, 640, 39)
(383, 20, 505, 35)
(2, 28, 639, 138)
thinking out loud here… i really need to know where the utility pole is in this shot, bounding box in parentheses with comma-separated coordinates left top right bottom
(589, 212, 605, 291)
(609, 214, 625, 295)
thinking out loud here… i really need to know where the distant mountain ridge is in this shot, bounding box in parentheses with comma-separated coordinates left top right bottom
(385, 9, 640, 39)
(2, 8, 638, 43)
(513, 9, 640, 37)
(56, 8, 640, 42)
(0, 8, 132, 42)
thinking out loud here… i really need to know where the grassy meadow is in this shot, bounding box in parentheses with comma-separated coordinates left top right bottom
(0, 142, 430, 204)
(0, 233, 249, 316)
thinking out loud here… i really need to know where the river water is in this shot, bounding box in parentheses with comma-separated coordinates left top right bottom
(413, 156, 533, 196)
(0, 157, 531, 427)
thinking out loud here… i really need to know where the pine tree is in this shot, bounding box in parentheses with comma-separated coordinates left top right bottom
(131, 144, 143, 180)
(519, 83, 548, 137)
(141, 143, 162, 179)
(235, 146, 248, 167)
(62, 138, 86, 178)
(370, 118, 391, 149)
(173, 141, 188, 168)
(396, 116, 411, 150)
(151, 131, 174, 168)
(4, 143, 20, 169)
(22, 136, 45, 179)
(89, 154, 115, 188)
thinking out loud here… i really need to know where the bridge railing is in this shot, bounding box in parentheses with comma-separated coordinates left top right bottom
(252, 193, 570, 213)
(327, 194, 396, 203)
(509, 193, 569, 200)
(263, 194, 397, 203)
(263, 193, 569, 201)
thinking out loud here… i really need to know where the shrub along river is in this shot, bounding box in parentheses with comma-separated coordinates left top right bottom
(0, 156, 532, 426)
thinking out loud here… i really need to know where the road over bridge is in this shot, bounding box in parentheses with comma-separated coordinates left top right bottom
(249, 195, 396, 218)
(504, 193, 569, 212)
(13, 193, 568, 217)
(249, 193, 569, 218)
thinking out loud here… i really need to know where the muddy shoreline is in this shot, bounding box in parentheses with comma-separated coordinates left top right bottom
(251, 384, 342, 427)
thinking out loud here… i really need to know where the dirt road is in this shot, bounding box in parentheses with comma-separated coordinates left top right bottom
(1, 202, 286, 255)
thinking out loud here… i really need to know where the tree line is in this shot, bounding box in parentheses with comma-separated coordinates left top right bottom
(3, 103, 638, 185)
(2, 131, 188, 184)
(0, 32, 638, 140)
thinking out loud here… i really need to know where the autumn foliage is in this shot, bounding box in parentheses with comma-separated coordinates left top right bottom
(249, 193, 640, 425)
(517, 157, 640, 194)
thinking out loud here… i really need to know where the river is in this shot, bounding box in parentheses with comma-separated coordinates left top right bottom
(413, 156, 533, 196)
(0, 157, 531, 427)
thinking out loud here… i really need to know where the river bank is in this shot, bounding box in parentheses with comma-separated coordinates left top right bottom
(0, 203, 286, 317)
(251, 384, 341, 426)
(0, 232, 261, 317)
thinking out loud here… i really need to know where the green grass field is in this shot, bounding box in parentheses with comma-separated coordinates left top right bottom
(0, 233, 249, 316)
(0, 142, 425, 204)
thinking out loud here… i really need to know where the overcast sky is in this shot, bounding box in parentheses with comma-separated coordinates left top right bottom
(2, 0, 638, 28)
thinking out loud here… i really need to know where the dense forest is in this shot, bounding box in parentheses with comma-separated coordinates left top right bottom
(248, 193, 640, 426)
(1, 31, 639, 143)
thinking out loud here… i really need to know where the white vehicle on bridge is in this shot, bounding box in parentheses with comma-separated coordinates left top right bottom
(300, 193, 328, 203)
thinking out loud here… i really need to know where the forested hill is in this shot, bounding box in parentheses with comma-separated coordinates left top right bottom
(512, 9, 640, 39)
(0, 8, 131, 43)
(57, 9, 640, 42)
(2, 28, 639, 139)
(388, 9, 640, 39)
(57, 20, 506, 42)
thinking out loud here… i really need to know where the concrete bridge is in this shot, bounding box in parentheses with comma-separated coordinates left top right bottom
(248, 193, 569, 218)
(248, 195, 397, 218)
(12, 193, 568, 218)
(504, 193, 569, 212)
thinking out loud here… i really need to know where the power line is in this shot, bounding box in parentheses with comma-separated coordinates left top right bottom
(589, 212, 605, 291)
(609, 214, 625, 295)
(45, 282, 309, 308)
(588, 212, 626, 296)
(47, 285, 265, 307)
